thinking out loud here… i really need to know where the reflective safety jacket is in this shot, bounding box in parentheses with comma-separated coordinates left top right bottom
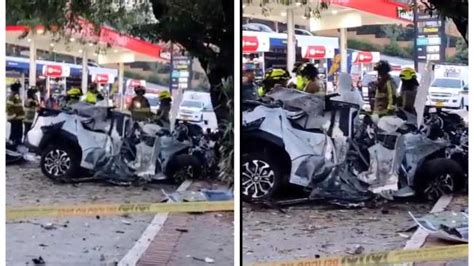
(374, 76, 397, 115)
(129, 96, 152, 121)
(24, 98, 39, 123)
(84, 91, 98, 104)
(7, 94, 25, 121)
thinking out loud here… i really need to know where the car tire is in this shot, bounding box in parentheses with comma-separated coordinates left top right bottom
(241, 152, 283, 202)
(414, 158, 464, 201)
(40, 144, 80, 183)
(460, 99, 464, 109)
(167, 154, 202, 183)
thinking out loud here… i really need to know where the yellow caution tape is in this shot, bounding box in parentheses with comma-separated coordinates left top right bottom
(7, 201, 234, 220)
(248, 244, 468, 266)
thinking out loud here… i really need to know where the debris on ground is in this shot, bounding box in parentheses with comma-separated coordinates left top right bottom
(346, 244, 365, 255)
(41, 223, 56, 230)
(176, 228, 189, 233)
(192, 256, 216, 263)
(121, 220, 132, 225)
(32, 256, 45, 265)
(409, 210, 468, 243)
(163, 189, 233, 202)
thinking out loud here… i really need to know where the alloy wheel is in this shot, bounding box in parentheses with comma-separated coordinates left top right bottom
(423, 173, 454, 200)
(242, 159, 275, 199)
(43, 149, 71, 177)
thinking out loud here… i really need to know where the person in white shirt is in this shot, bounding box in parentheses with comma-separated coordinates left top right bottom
(334, 72, 364, 108)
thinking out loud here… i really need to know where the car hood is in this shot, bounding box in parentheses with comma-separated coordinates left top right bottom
(179, 107, 202, 113)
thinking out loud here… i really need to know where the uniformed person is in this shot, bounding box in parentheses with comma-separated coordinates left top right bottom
(156, 91, 172, 123)
(398, 67, 418, 114)
(373, 60, 397, 116)
(7, 82, 25, 145)
(62, 87, 83, 110)
(84, 83, 103, 104)
(257, 68, 291, 97)
(128, 85, 152, 121)
(24, 87, 40, 137)
(299, 63, 325, 95)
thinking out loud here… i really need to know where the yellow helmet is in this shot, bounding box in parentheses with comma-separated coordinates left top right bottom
(67, 88, 82, 96)
(400, 67, 417, 81)
(159, 90, 171, 100)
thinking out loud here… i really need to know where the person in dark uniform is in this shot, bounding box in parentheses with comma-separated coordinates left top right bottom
(24, 87, 40, 137)
(156, 90, 172, 124)
(128, 85, 152, 121)
(7, 82, 25, 145)
(242, 66, 258, 101)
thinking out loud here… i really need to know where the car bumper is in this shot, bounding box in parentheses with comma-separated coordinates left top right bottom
(426, 98, 463, 109)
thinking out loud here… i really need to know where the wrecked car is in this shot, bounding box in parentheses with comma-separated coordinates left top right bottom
(25, 103, 217, 184)
(241, 88, 465, 204)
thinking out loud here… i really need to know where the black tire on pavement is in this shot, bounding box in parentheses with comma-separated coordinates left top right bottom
(40, 144, 80, 183)
(167, 154, 202, 183)
(241, 152, 283, 202)
(414, 158, 464, 201)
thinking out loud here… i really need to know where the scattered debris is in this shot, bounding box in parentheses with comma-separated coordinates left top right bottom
(176, 228, 189, 233)
(32, 256, 45, 265)
(381, 208, 389, 215)
(192, 256, 215, 263)
(38, 244, 48, 247)
(409, 210, 468, 243)
(115, 230, 125, 234)
(100, 254, 106, 261)
(398, 233, 410, 238)
(96, 215, 101, 220)
(121, 220, 132, 226)
(346, 244, 365, 255)
(42, 223, 56, 230)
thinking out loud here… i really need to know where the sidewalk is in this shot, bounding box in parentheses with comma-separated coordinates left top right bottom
(136, 181, 234, 266)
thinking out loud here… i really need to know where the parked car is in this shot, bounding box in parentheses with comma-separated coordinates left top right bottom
(242, 23, 274, 33)
(426, 77, 467, 109)
(177, 100, 205, 122)
(283, 28, 313, 36)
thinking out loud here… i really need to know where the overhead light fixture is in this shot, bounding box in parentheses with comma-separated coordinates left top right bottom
(114, 49, 118, 53)
(27, 38, 31, 42)
(78, 49, 83, 53)
(332, 10, 338, 15)
(242, 4, 246, 8)
(36, 28, 44, 35)
(280, 12, 287, 17)
(50, 43, 55, 47)
(69, 38, 75, 42)
(296, 2, 302, 6)
(88, 43, 94, 47)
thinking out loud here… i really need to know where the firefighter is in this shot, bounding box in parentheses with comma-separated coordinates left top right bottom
(156, 90, 172, 125)
(24, 87, 40, 137)
(128, 85, 152, 121)
(7, 82, 25, 145)
(287, 62, 303, 89)
(373, 60, 397, 116)
(299, 63, 324, 95)
(84, 83, 104, 104)
(62, 87, 83, 109)
(398, 67, 418, 114)
(257, 68, 291, 97)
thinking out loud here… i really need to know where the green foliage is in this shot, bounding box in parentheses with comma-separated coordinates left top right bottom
(347, 39, 382, 52)
(447, 38, 468, 64)
(217, 78, 233, 182)
(382, 25, 402, 43)
(383, 42, 410, 58)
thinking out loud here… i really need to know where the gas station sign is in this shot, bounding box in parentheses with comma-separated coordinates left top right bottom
(43, 65, 70, 77)
(415, 8, 445, 63)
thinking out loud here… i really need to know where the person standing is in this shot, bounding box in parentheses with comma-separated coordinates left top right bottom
(156, 90, 172, 127)
(242, 66, 258, 101)
(299, 63, 324, 95)
(24, 87, 40, 137)
(128, 85, 152, 121)
(257, 68, 291, 97)
(398, 67, 418, 114)
(7, 82, 25, 145)
(373, 60, 397, 116)
(84, 83, 103, 104)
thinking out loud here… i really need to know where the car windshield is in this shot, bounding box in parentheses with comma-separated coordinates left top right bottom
(181, 101, 202, 108)
(361, 74, 377, 87)
(146, 97, 159, 106)
(431, 78, 462, 88)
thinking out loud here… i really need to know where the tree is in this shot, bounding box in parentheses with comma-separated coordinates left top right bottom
(447, 38, 468, 64)
(420, 0, 468, 45)
(132, 0, 233, 124)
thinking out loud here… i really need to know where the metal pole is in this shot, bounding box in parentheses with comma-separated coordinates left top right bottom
(118, 62, 124, 110)
(81, 50, 88, 94)
(340, 28, 348, 73)
(413, 0, 419, 72)
(287, 8, 296, 73)
(29, 36, 37, 88)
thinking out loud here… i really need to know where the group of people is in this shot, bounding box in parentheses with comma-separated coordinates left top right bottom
(242, 60, 419, 117)
(6, 80, 173, 146)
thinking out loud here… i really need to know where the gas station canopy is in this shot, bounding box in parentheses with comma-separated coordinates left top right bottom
(243, 0, 412, 31)
(6, 22, 168, 65)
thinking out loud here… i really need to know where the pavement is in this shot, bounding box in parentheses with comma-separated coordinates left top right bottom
(6, 162, 176, 265)
(6, 163, 234, 266)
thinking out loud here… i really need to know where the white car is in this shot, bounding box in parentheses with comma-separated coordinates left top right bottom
(177, 100, 205, 122)
(426, 77, 467, 109)
(145, 93, 160, 114)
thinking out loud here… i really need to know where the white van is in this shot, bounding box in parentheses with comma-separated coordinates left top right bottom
(426, 77, 467, 109)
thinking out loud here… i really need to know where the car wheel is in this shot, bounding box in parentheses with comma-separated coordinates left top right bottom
(414, 158, 464, 201)
(460, 99, 465, 109)
(167, 154, 202, 183)
(241, 152, 283, 202)
(40, 144, 80, 182)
